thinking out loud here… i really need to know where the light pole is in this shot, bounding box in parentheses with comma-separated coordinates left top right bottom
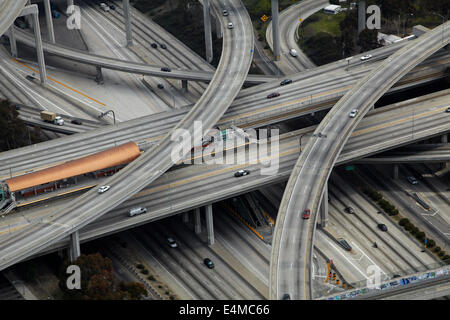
(98, 110, 116, 124)
(402, 13, 414, 36)
(431, 12, 445, 44)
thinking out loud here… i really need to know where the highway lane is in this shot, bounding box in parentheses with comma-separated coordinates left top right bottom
(356, 144, 450, 163)
(0, 0, 255, 272)
(1, 56, 448, 181)
(266, 0, 328, 73)
(271, 21, 450, 300)
(1, 95, 448, 257)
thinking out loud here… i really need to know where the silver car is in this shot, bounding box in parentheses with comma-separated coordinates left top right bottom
(349, 109, 358, 118)
(97, 185, 110, 193)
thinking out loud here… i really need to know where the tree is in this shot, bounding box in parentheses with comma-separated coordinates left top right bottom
(358, 29, 381, 52)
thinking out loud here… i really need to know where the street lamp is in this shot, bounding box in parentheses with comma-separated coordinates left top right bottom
(98, 110, 116, 124)
(402, 13, 414, 36)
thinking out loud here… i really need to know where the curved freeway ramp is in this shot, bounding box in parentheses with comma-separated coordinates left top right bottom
(266, 0, 329, 73)
(270, 21, 450, 300)
(0, 0, 27, 37)
(0, 0, 254, 272)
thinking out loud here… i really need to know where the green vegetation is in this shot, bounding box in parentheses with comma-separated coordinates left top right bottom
(58, 253, 148, 300)
(363, 188, 399, 216)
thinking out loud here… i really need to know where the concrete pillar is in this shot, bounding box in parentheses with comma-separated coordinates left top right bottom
(67, 0, 74, 7)
(182, 212, 189, 223)
(195, 207, 201, 234)
(441, 134, 448, 144)
(43, 0, 55, 44)
(25, 1, 33, 30)
(203, 0, 213, 63)
(95, 66, 104, 84)
(392, 164, 399, 180)
(215, 16, 222, 39)
(320, 182, 328, 228)
(205, 204, 214, 245)
(31, 6, 47, 84)
(271, 0, 281, 61)
(123, 0, 133, 47)
(182, 79, 188, 93)
(69, 230, 80, 262)
(8, 26, 17, 57)
(358, 0, 366, 34)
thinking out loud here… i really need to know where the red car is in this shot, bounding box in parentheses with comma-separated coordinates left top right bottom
(267, 92, 280, 99)
(302, 209, 310, 219)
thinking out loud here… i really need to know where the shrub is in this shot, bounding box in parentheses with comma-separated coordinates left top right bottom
(426, 239, 436, 248)
(141, 269, 149, 275)
(170, 295, 175, 300)
(433, 247, 441, 253)
(441, 255, 450, 261)
(438, 251, 445, 257)
(136, 264, 144, 269)
(147, 275, 155, 281)
(399, 218, 410, 226)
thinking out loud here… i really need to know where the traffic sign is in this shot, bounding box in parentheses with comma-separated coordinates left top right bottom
(299, 18, 303, 22)
(261, 14, 268, 22)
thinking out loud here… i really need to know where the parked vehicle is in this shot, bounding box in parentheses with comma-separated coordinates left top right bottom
(204, 258, 214, 269)
(97, 185, 110, 193)
(40, 111, 64, 126)
(128, 207, 147, 217)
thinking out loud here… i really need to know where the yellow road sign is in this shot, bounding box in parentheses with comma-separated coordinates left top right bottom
(261, 14, 268, 22)
(299, 18, 303, 22)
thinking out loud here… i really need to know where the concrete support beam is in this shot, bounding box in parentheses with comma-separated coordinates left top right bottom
(8, 26, 17, 57)
(123, 0, 133, 47)
(441, 134, 448, 144)
(194, 207, 201, 234)
(95, 66, 104, 84)
(215, 16, 222, 39)
(358, 0, 366, 34)
(25, 1, 33, 30)
(393, 164, 399, 180)
(205, 204, 214, 245)
(67, 0, 74, 7)
(203, 0, 213, 63)
(43, 0, 55, 44)
(182, 79, 188, 92)
(320, 182, 328, 228)
(69, 230, 80, 262)
(271, 0, 281, 61)
(182, 212, 189, 223)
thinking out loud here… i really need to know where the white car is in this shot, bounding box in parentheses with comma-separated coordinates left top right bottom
(349, 109, 358, 118)
(97, 185, 110, 193)
(100, 3, 110, 11)
(289, 49, 298, 57)
(360, 54, 372, 61)
(167, 238, 178, 248)
(227, 22, 234, 29)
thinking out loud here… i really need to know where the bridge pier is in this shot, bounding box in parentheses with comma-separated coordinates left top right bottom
(67, 0, 74, 8)
(358, 1, 366, 34)
(205, 204, 214, 245)
(123, 0, 133, 47)
(203, 0, 213, 63)
(442, 134, 448, 144)
(215, 15, 222, 39)
(69, 230, 80, 262)
(182, 79, 188, 93)
(43, 0, 55, 44)
(320, 182, 328, 228)
(182, 211, 189, 223)
(271, 0, 281, 61)
(95, 66, 104, 84)
(8, 25, 17, 57)
(392, 164, 399, 180)
(194, 207, 201, 234)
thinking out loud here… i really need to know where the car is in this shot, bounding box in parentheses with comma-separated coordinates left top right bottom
(349, 109, 358, 118)
(280, 79, 292, 86)
(234, 169, 250, 177)
(25, 75, 36, 81)
(71, 119, 82, 125)
(446, 107, 450, 113)
(97, 185, 110, 193)
(407, 176, 418, 185)
(302, 209, 310, 219)
(151, 43, 158, 49)
(204, 258, 214, 269)
(161, 67, 171, 72)
(14, 105, 21, 110)
(167, 237, 178, 248)
(378, 223, 388, 232)
(267, 92, 280, 99)
(360, 54, 372, 61)
(228, 22, 234, 29)
(289, 49, 298, 57)
(282, 294, 290, 300)
(157, 83, 164, 89)
(100, 3, 110, 11)
(160, 44, 167, 49)
(222, 9, 229, 16)
(109, 4, 115, 10)
(344, 206, 355, 214)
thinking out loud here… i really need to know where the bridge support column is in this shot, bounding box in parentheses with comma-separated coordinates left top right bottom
(441, 134, 448, 144)
(8, 26, 17, 57)
(95, 66, 104, 84)
(358, 0, 366, 34)
(25, 1, 33, 30)
(123, 0, 133, 47)
(182, 80, 188, 93)
(205, 204, 214, 245)
(216, 16, 222, 39)
(43, 0, 56, 44)
(67, 0, 74, 8)
(271, 0, 281, 61)
(69, 230, 80, 262)
(392, 164, 399, 180)
(182, 212, 189, 223)
(320, 182, 328, 228)
(194, 208, 201, 234)
(203, 0, 213, 63)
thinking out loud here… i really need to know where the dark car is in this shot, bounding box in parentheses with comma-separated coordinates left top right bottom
(446, 107, 450, 113)
(14, 105, 21, 110)
(267, 92, 280, 99)
(71, 119, 82, 125)
(378, 223, 388, 232)
(161, 67, 171, 72)
(204, 258, 214, 269)
(234, 169, 250, 177)
(280, 79, 292, 86)
(344, 206, 355, 214)
(157, 83, 164, 89)
(302, 209, 310, 219)
(151, 43, 158, 49)
(160, 44, 167, 49)
(282, 294, 290, 300)
(109, 4, 115, 10)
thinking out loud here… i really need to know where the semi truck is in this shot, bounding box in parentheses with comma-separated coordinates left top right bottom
(40, 111, 64, 126)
